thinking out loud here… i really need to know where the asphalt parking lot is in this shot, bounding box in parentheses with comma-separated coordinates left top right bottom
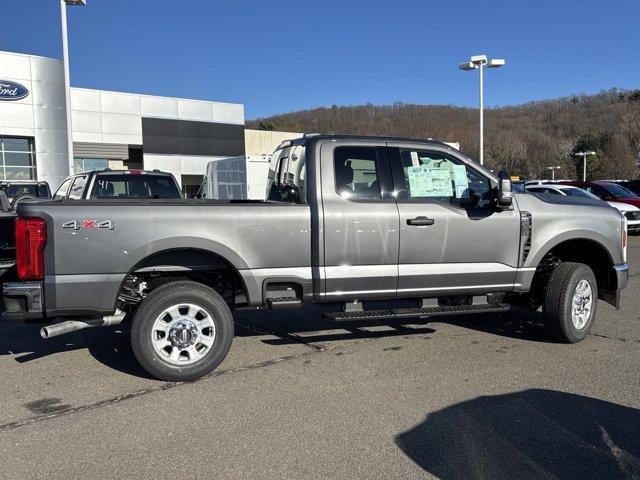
(0, 241, 639, 479)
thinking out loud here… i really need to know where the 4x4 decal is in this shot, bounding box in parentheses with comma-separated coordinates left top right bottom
(62, 220, 115, 230)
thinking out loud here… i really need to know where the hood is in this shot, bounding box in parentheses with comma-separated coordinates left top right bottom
(521, 191, 609, 209)
(607, 201, 639, 212)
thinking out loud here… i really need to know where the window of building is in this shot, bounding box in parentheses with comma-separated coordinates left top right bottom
(0, 136, 36, 180)
(74, 158, 110, 173)
(334, 146, 381, 199)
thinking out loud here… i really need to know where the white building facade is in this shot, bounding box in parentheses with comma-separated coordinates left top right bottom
(0, 50, 245, 195)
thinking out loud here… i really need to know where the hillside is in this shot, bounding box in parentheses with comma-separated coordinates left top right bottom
(247, 89, 640, 180)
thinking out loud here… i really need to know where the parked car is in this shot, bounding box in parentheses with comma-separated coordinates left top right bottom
(557, 181, 640, 209)
(53, 169, 182, 200)
(613, 180, 640, 197)
(526, 183, 640, 232)
(0, 180, 51, 208)
(2, 135, 629, 381)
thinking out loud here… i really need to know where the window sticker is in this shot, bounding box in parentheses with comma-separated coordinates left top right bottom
(410, 151, 420, 167)
(407, 166, 453, 197)
(451, 164, 470, 198)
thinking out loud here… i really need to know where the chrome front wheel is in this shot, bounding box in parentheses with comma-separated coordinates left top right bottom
(571, 279, 593, 330)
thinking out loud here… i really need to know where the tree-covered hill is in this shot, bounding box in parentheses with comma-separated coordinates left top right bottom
(247, 89, 640, 180)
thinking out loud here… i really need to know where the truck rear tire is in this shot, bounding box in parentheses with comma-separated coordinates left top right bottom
(543, 262, 597, 343)
(131, 280, 234, 382)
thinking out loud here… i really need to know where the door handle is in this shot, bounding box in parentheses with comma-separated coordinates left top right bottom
(407, 216, 435, 226)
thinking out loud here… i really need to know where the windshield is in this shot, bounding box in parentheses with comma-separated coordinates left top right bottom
(91, 174, 181, 199)
(602, 183, 639, 198)
(563, 188, 600, 200)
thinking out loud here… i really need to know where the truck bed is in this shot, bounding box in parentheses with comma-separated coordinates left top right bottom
(17, 200, 311, 315)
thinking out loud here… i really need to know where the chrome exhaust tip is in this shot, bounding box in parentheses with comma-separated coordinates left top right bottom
(40, 310, 126, 339)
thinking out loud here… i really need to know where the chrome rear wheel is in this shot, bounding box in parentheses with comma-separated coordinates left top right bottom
(151, 303, 216, 366)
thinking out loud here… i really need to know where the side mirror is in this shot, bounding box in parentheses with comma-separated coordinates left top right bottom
(497, 171, 513, 209)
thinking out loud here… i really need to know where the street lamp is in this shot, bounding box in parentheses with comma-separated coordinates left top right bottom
(572, 151, 596, 181)
(547, 165, 561, 181)
(459, 54, 505, 166)
(60, 0, 86, 175)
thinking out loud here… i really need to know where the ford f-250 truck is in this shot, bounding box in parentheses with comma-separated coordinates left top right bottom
(2, 135, 629, 381)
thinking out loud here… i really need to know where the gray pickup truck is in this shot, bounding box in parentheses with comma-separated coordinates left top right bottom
(2, 135, 629, 381)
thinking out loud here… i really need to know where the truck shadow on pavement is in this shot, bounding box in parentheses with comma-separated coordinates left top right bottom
(235, 306, 551, 346)
(0, 320, 154, 379)
(396, 389, 640, 479)
(0, 306, 549, 379)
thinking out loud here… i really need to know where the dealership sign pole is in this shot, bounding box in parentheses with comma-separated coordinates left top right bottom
(60, 0, 86, 176)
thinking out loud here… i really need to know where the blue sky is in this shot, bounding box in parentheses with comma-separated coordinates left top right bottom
(2, 0, 638, 119)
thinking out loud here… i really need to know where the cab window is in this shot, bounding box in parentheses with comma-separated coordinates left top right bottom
(334, 146, 381, 199)
(395, 149, 491, 207)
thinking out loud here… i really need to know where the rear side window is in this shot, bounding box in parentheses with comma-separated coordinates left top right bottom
(91, 174, 181, 199)
(68, 176, 87, 199)
(334, 146, 381, 199)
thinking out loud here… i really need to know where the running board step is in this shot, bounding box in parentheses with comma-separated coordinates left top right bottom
(267, 297, 302, 310)
(322, 303, 510, 321)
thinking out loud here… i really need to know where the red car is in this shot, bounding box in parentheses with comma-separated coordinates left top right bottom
(556, 180, 640, 208)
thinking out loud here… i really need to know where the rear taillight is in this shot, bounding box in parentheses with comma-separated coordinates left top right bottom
(15, 217, 47, 280)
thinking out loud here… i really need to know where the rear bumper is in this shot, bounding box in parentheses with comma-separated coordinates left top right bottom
(2, 281, 44, 321)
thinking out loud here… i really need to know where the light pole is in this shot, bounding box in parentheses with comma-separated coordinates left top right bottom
(547, 165, 561, 181)
(459, 55, 505, 166)
(60, 0, 86, 175)
(573, 151, 596, 181)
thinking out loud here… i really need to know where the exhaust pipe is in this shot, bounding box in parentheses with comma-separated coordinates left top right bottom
(41, 310, 126, 339)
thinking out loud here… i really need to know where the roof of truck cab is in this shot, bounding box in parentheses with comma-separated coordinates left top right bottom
(73, 169, 174, 176)
(288, 134, 455, 149)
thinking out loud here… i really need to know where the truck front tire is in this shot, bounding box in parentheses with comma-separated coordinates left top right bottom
(543, 262, 598, 343)
(131, 280, 234, 382)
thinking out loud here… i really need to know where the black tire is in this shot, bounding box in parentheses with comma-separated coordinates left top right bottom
(131, 280, 234, 381)
(543, 262, 597, 343)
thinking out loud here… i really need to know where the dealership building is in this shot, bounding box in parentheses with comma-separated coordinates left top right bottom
(0, 50, 250, 195)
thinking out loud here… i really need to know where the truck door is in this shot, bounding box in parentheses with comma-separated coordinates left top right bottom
(388, 144, 520, 296)
(319, 141, 399, 300)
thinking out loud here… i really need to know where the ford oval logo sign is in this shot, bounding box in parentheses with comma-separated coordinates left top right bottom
(0, 81, 29, 101)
